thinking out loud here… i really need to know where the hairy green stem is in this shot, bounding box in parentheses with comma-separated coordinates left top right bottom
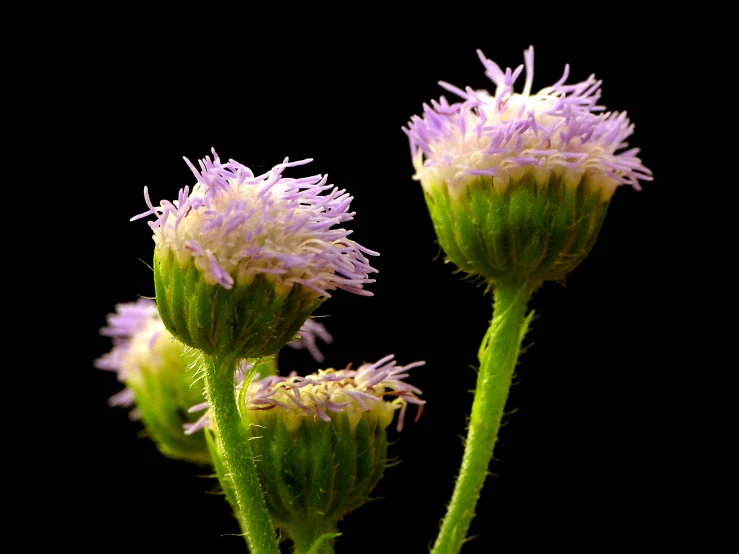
(202, 353, 280, 554)
(431, 277, 534, 554)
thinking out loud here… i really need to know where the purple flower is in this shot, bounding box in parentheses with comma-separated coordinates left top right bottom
(185, 354, 426, 435)
(94, 298, 215, 463)
(132, 149, 378, 298)
(404, 46, 652, 198)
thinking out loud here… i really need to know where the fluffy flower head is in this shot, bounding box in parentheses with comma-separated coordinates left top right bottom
(186, 354, 425, 434)
(133, 149, 378, 298)
(404, 46, 652, 198)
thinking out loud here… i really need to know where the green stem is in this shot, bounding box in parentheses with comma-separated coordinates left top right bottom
(202, 353, 280, 554)
(289, 521, 339, 554)
(431, 277, 534, 554)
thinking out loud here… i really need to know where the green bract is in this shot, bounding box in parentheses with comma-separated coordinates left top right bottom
(424, 168, 610, 286)
(220, 410, 390, 527)
(154, 247, 323, 360)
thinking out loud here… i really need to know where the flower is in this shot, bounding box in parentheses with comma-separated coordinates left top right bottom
(133, 149, 378, 297)
(189, 355, 425, 534)
(93, 297, 208, 463)
(186, 354, 425, 435)
(403, 47, 653, 285)
(404, 46, 652, 199)
(132, 149, 378, 359)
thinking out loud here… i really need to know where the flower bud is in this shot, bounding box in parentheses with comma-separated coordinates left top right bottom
(133, 150, 378, 359)
(191, 355, 425, 533)
(404, 46, 652, 286)
(94, 298, 209, 464)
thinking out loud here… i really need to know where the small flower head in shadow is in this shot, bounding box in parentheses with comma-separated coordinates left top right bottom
(94, 297, 208, 463)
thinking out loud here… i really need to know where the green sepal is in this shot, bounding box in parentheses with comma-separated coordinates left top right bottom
(425, 170, 610, 286)
(154, 248, 325, 360)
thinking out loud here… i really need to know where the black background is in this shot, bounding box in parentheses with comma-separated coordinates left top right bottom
(69, 18, 693, 554)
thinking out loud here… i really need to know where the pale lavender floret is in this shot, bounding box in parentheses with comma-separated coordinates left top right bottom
(403, 47, 653, 190)
(287, 317, 333, 362)
(94, 298, 160, 408)
(96, 298, 159, 351)
(344, 390, 379, 412)
(132, 150, 379, 296)
(183, 413, 210, 435)
(108, 388, 136, 409)
(186, 355, 426, 434)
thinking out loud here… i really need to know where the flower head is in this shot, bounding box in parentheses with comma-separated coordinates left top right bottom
(186, 354, 425, 434)
(133, 149, 378, 359)
(192, 355, 425, 531)
(94, 298, 208, 463)
(403, 47, 653, 285)
(405, 46, 652, 199)
(133, 149, 378, 297)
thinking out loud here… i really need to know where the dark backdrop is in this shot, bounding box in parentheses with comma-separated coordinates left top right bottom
(75, 22, 685, 554)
